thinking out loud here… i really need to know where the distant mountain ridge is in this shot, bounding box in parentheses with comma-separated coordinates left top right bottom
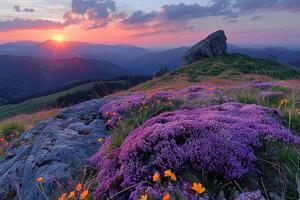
(0, 41, 187, 75)
(0, 55, 129, 105)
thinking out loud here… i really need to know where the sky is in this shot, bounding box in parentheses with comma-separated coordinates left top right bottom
(0, 0, 299, 48)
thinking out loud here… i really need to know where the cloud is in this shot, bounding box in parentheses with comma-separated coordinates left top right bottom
(14, 5, 21, 12)
(119, 1, 233, 36)
(250, 16, 263, 21)
(64, 0, 118, 29)
(14, 5, 35, 12)
(0, 18, 64, 32)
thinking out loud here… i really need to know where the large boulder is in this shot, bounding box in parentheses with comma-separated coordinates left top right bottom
(0, 98, 115, 200)
(182, 30, 228, 65)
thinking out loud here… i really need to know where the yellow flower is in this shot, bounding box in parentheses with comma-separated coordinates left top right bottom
(164, 170, 176, 181)
(140, 194, 148, 200)
(58, 193, 67, 200)
(152, 172, 160, 182)
(280, 99, 289, 106)
(37, 177, 43, 183)
(79, 189, 89, 200)
(68, 191, 75, 199)
(191, 182, 206, 194)
(162, 192, 171, 200)
(75, 183, 83, 191)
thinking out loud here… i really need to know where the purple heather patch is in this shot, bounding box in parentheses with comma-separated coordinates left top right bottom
(258, 91, 284, 100)
(91, 102, 300, 199)
(99, 85, 228, 126)
(235, 190, 265, 200)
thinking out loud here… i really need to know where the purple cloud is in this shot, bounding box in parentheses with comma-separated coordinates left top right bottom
(0, 18, 64, 32)
(64, 0, 117, 29)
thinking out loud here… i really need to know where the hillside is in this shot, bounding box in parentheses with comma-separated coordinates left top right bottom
(0, 55, 129, 105)
(0, 76, 149, 120)
(0, 51, 300, 200)
(136, 54, 300, 92)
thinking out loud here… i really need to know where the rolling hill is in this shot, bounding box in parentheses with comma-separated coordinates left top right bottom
(0, 76, 150, 120)
(0, 55, 129, 105)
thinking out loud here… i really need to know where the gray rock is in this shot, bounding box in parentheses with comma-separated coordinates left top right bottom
(182, 30, 228, 65)
(0, 98, 114, 200)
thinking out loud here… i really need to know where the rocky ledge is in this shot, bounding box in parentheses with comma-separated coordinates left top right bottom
(0, 98, 114, 200)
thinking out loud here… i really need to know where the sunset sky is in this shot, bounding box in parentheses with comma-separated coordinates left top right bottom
(0, 0, 300, 47)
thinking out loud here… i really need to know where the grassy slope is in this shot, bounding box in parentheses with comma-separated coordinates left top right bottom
(0, 80, 124, 120)
(179, 54, 300, 81)
(136, 54, 299, 92)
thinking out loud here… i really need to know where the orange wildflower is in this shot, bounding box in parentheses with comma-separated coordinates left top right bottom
(162, 192, 171, 200)
(58, 193, 67, 200)
(37, 177, 43, 183)
(68, 191, 75, 199)
(170, 173, 177, 181)
(98, 138, 104, 143)
(140, 194, 148, 200)
(75, 183, 83, 191)
(79, 189, 89, 200)
(164, 170, 176, 181)
(280, 99, 289, 106)
(152, 172, 160, 182)
(191, 182, 206, 194)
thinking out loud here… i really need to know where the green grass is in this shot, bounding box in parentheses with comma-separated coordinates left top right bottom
(176, 54, 300, 82)
(108, 98, 182, 151)
(0, 122, 25, 142)
(233, 85, 300, 134)
(0, 80, 125, 120)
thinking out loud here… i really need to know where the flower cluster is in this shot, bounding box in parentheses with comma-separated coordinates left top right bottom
(91, 103, 300, 199)
(258, 91, 284, 100)
(57, 183, 89, 200)
(99, 85, 227, 127)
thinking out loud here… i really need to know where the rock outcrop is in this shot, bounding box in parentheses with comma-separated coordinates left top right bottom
(0, 98, 115, 200)
(182, 30, 228, 65)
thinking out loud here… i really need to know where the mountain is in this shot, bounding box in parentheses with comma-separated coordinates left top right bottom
(0, 41, 150, 71)
(0, 41, 187, 74)
(0, 55, 129, 105)
(228, 44, 300, 69)
(128, 47, 189, 75)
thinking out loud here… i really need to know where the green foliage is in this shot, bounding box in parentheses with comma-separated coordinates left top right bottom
(109, 99, 182, 151)
(0, 122, 25, 142)
(177, 54, 300, 82)
(233, 86, 300, 135)
(254, 141, 300, 200)
(0, 78, 145, 120)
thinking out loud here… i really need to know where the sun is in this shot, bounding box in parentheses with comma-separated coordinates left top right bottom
(53, 35, 64, 42)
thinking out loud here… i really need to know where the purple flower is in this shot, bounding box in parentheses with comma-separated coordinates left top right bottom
(235, 190, 265, 200)
(91, 103, 300, 199)
(258, 91, 283, 100)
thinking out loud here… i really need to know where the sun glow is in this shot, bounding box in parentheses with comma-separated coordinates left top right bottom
(53, 35, 64, 42)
